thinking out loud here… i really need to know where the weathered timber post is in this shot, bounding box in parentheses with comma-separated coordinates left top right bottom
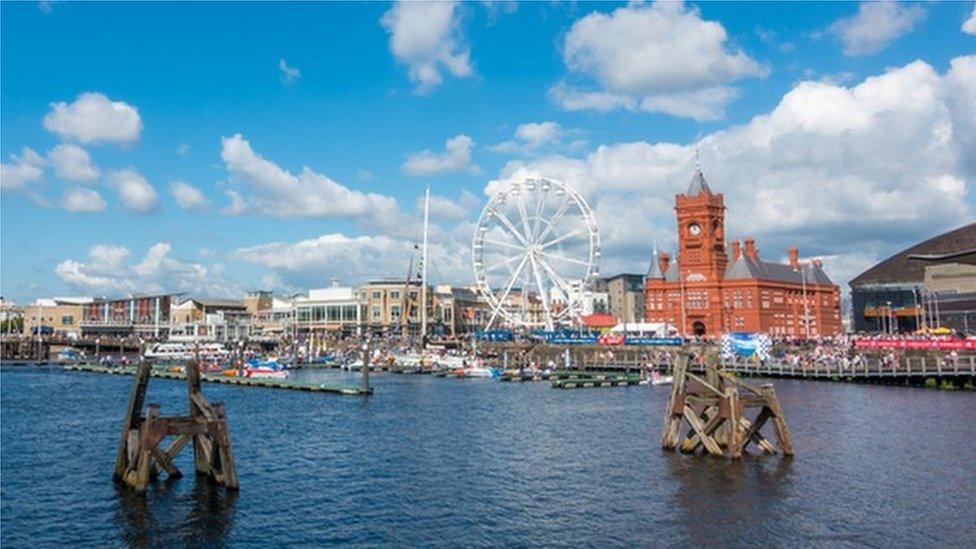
(114, 356, 238, 493)
(661, 352, 793, 459)
(361, 338, 370, 395)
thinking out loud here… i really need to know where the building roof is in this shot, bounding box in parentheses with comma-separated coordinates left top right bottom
(187, 298, 246, 309)
(850, 223, 976, 288)
(665, 255, 680, 282)
(581, 313, 617, 328)
(647, 245, 665, 279)
(685, 169, 712, 197)
(724, 256, 832, 285)
(606, 272, 645, 282)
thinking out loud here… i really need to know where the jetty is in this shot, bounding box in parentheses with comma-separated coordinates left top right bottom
(63, 363, 371, 395)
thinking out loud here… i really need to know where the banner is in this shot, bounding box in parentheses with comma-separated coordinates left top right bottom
(625, 337, 683, 346)
(721, 332, 772, 360)
(853, 339, 976, 350)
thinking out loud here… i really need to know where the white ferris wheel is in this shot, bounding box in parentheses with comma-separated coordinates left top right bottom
(472, 178, 600, 330)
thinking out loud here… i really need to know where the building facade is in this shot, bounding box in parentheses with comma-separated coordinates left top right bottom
(23, 297, 91, 337)
(644, 168, 841, 338)
(606, 273, 645, 324)
(359, 279, 430, 334)
(81, 294, 174, 337)
(294, 285, 364, 335)
(850, 223, 976, 333)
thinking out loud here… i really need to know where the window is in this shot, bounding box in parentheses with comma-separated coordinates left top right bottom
(390, 290, 400, 300)
(372, 291, 381, 300)
(371, 306, 381, 320)
(390, 305, 401, 321)
(61, 315, 74, 325)
(327, 306, 340, 322)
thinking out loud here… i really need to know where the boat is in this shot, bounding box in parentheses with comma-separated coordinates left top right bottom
(463, 367, 501, 378)
(244, 366, 289, 379)
(56, 347, 85, 364)
(651, 371, 673, 386)
(143, 342, 193, 363)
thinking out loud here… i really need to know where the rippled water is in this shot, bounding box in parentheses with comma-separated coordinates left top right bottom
(2, 366, 975, 547)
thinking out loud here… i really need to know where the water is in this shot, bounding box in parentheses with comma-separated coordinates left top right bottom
(2, 366, 975, 547)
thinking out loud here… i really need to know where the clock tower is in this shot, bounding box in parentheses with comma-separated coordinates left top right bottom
(675, 166, 728, 282)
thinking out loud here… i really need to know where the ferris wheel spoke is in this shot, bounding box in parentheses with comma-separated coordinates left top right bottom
(492, 210, 530, 247)
(529, 255, 554, 328)
(485, 254, 523, 273)
(482, 238, 525, 252)
(540, 228, 588, 250)
(540, 250, 590, 267)
(515, 186, 534, 242)
(530, 183, 548, 242)
(538, 258, 573, 297)
(535, 195, 571, 244)
(487, 254, 528, 328)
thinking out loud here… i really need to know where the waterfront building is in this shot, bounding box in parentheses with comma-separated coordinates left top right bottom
(606, 273, 645, 324)
(294, 284, 364, 336)
(251, 296, 296, 339)
(850, 223, 976, 333)
(644, 167, 842, 338)
(244, 290, 274, 314)
(358, 279, 430, 334)
(23, 297, 92, 337)
(171, 298, 249, 341)
(80, 294, 176, 338)
(431, 284, 491, 337)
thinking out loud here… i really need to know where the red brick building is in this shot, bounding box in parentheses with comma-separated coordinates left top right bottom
(644, 167, 841, 338)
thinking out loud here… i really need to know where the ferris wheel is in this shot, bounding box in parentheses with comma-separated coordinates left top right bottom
(472, 178, 600, 330)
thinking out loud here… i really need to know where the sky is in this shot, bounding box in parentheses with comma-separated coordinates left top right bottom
(2, 0, 975, 303)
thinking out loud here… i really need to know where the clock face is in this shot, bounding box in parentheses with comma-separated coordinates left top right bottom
(688, 222, 701, 236)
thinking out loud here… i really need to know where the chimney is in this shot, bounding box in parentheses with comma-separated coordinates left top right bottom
(743, 238, 758, 261)
(788, 247, 799, 269)
(659, 252, 670, 275)
(731, 240, 741, 261)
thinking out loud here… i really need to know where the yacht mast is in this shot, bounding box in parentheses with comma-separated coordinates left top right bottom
(420, 185, 430, 345)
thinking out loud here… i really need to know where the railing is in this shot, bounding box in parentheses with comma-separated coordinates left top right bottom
(717, 355, 976, 378)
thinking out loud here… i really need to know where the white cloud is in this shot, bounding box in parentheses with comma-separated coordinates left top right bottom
(222, 189, 248, 216)
(176, 143, 190, 155)
(419, 190, 478, 221)
(402, 134, 477, 176)
(492, 121, 587, 156)
(279, 59, 301, 84)
(381, 0, 472, 93)
(43, 92, 142, 145)
(57, 242, 239, 296)
(48, 144, 99, 182)
(829, 2, 925, 56)
(220, 133, 402, 224)
(964, 3, 976, 35)
(106, 169, 158, 213)
(0, 147, 45, 191)
(231, 230, 471, 289)
(488, 56, 976, 289)
(170, 180, 208, 211)
(63, 187, 107, 212)
(552, 1, 767, 120)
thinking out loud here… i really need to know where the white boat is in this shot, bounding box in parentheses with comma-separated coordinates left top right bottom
(463, 367, 500, 378)
(143, 342, 193, 363)
(244, 367, 289, 379)
(651, 371, 673, 386)
(56, 347, 85, 364)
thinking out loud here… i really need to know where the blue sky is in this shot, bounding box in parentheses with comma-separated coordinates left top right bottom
(2, 1, 975, 302)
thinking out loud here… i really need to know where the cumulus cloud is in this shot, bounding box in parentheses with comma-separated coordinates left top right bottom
(492, 121, 588, 156)
(170, 180, 208, 211)
(220, 133, 402, 226)
(0, 147, 45, 191)
(42, 92, 142, 145)
(419, 189, 480, 221)
(48, 144, 99, 182)
(402, 134, 477, 176)
(106, 169, 158, 213)
(829, 1, 925, 56)
(279, 59, 301, 84)
(63, 187, 107, 212)
(381, 0, 472, 93)
(57, 242, 239, 296)
(551, 1, 767, 120)
(231, 230, 471, 289)
(176, 143, 190, 155)
(964, 3, 976, 35)
(489, 55, 976, 289)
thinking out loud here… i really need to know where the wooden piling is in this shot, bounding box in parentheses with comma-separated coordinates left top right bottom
(113, 360, 239, 493)
(661, 353, 793, 459)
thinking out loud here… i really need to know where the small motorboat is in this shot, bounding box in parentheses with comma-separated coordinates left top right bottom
(651, 371, 673, 386)
(244, 366, 289, 379)
(56, 348, 84, 364)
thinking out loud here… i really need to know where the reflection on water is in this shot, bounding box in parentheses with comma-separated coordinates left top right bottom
(2, 366, 974, 546)
(114, 478, 237, 547)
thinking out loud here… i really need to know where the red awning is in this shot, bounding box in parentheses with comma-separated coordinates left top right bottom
(582, 313, 617, 328)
